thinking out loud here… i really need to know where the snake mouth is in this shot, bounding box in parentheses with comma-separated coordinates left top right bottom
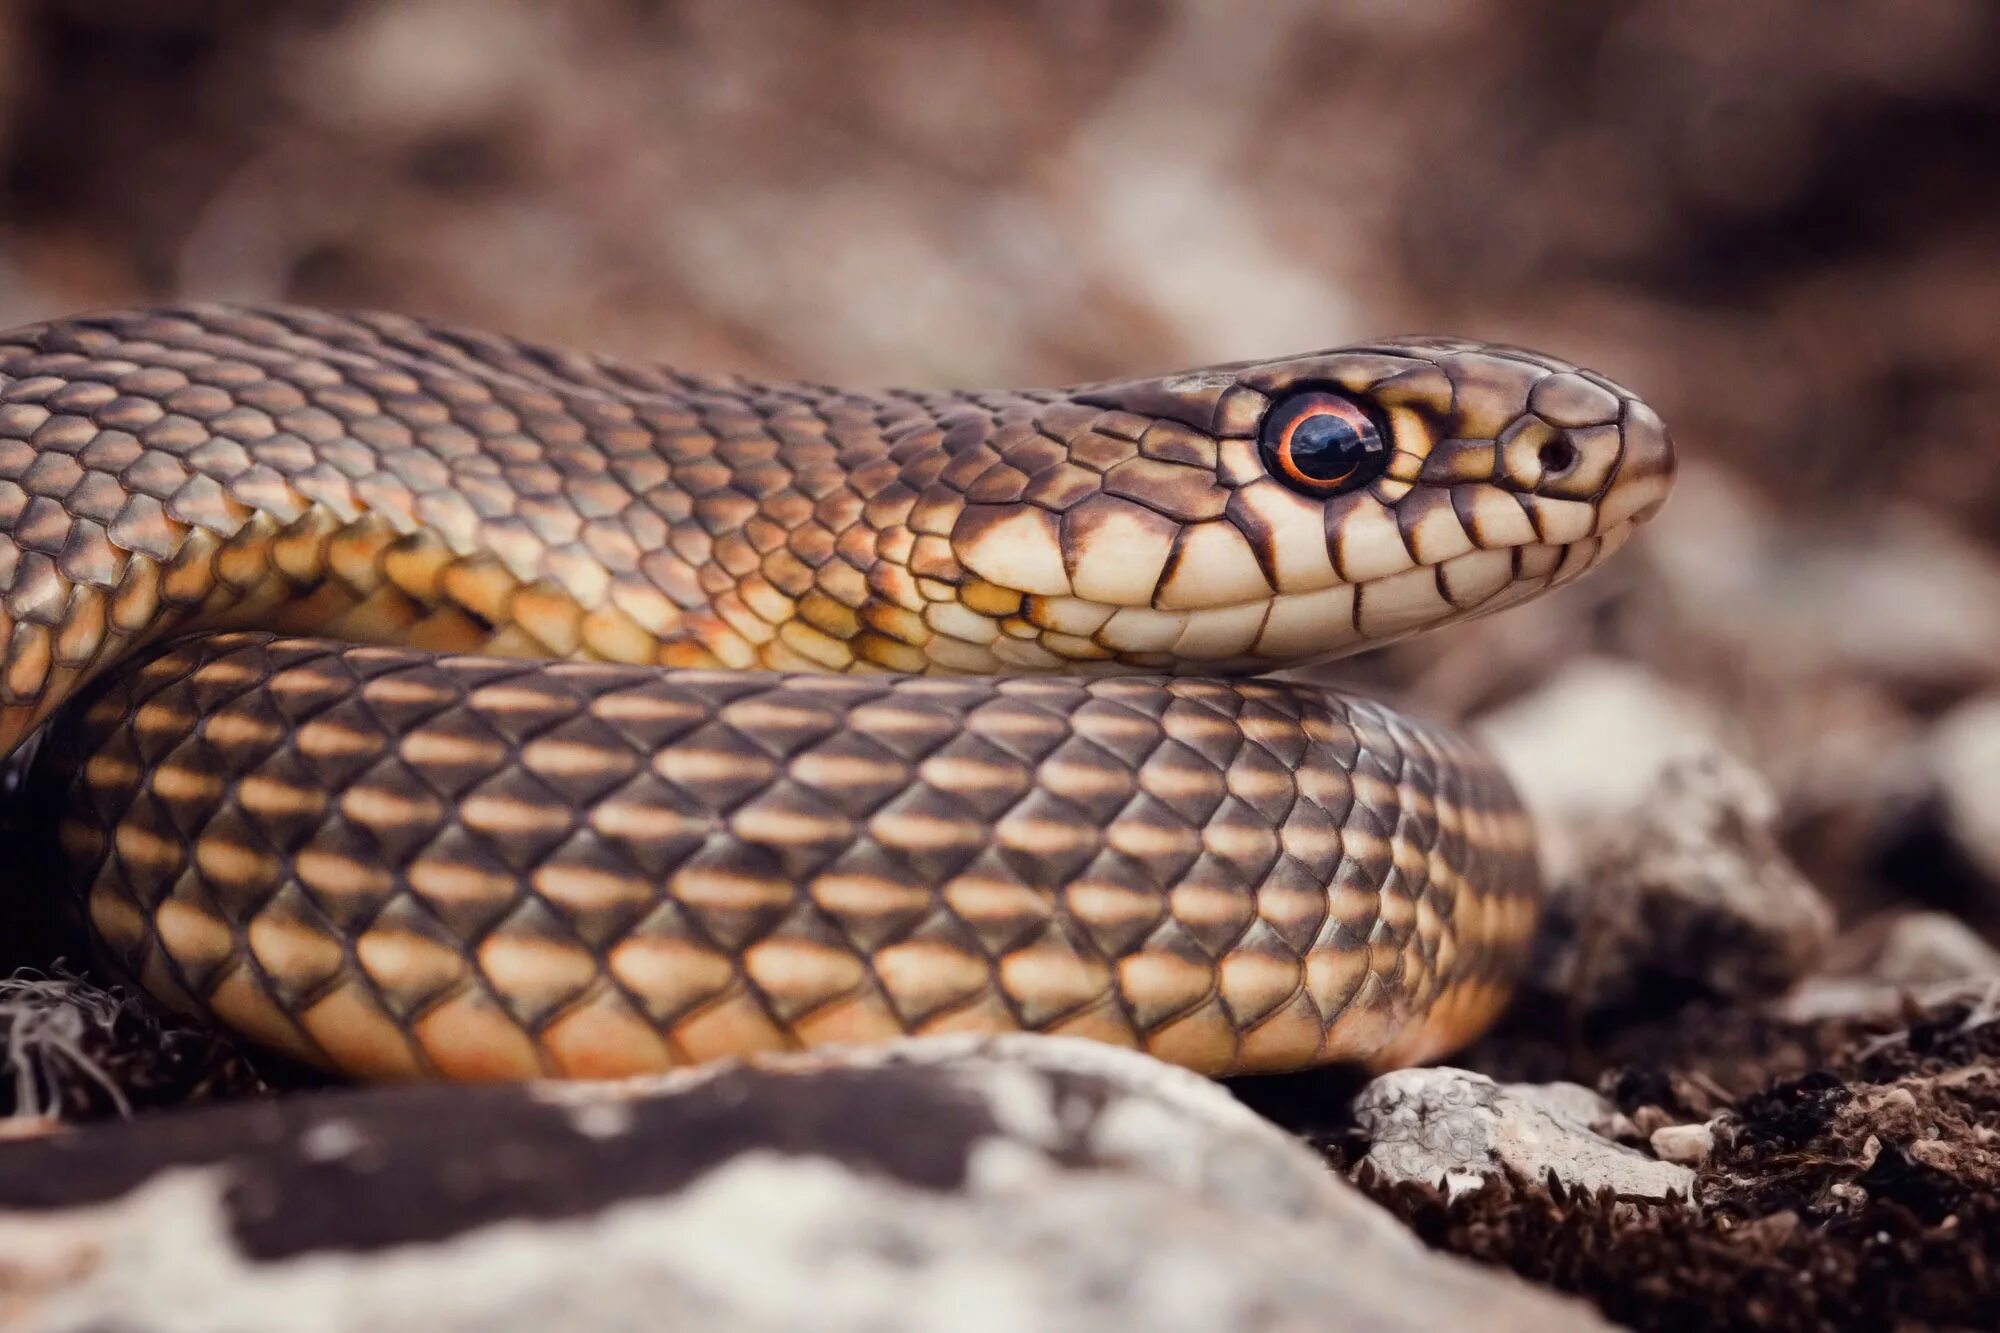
(1306, 527, 1631, 657)
(1008, 525, 1634, 675)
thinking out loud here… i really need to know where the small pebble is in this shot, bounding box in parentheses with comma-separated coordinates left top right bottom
(1649, 1121, 1715, 1168)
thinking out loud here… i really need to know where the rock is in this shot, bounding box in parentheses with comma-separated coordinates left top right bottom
(1648, 1122, 1716, 1168)
(1354, 1066, 1694, 1204)
(1933, 694, 2000, 887)
(1476, 656, 1725, 879)
(1537, 751, 1836, 1015)
(1778, 911, 2000, 1022)
(1647, 465, 2000, 694)
(0, 1035, 1612, 1333)
(1510, 1079, 1639, 1142)
(1868, 912, 2000, 985)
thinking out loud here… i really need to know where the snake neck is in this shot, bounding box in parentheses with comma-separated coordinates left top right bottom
(0, 306, 1078, 753)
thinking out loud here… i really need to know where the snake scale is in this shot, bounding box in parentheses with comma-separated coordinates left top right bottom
(0, 306, 1673, 1081)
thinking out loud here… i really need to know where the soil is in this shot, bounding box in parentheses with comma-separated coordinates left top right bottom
(9, 962, 1999, 1331)
(1239, 995, 2000, 1333)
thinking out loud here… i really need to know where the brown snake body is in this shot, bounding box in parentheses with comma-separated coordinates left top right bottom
(0, 306, 1673, 1079)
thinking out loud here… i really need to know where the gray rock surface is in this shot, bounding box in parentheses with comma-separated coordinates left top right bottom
(1933, 694, 2000, 887)
(1865, 911, 2000, 986)
(1647, 467, 2000, 693)
(1537, 751, 1836, 1013)
(1778, 910, 2000, 1021)
(1354, 1066, 1694, 1204)
(1477, 656, 1724, 880)
(0, 1035, 1611, 1333)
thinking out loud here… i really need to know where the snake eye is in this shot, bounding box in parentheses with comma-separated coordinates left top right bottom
(1258, 392, 1390, 498)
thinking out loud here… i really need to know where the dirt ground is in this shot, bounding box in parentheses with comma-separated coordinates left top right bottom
(1344, 998, 2000, 1332)
(2, 3, 1999, 1328)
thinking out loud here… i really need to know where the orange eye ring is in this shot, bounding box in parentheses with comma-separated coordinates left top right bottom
(1257, 391, 1389, 497)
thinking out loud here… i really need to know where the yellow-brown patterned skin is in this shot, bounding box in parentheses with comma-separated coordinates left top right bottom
(0, 305, 1673, 1078)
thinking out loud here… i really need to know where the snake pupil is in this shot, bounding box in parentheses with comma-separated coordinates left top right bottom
(1291, 415, 1365, 480)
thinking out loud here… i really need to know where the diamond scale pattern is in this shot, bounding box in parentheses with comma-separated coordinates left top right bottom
(37, 631, 1540, 1078)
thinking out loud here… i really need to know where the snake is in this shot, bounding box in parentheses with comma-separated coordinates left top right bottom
(0, 305, 1673, 1082)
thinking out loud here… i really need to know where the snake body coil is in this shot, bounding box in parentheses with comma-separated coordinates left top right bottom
(0, 307, 1673, 1080)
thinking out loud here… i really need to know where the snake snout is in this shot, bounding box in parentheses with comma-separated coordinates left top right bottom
(1501, 369, 1674, 517)
(1594, 395, 1676, 532)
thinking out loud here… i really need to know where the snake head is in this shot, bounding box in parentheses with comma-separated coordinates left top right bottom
(943, 337, 1674, 671)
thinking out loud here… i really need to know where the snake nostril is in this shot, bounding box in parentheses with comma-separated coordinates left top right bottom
(1537, 439, 1578, 478)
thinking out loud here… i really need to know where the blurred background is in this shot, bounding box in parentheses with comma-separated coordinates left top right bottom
(0, 0, 1997, 933)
